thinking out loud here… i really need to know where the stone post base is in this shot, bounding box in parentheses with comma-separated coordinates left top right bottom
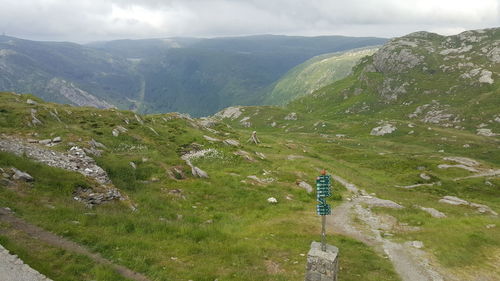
(305, 241, 339, 281)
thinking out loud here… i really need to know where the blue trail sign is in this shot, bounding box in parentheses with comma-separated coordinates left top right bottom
(316, 170, 332, 251)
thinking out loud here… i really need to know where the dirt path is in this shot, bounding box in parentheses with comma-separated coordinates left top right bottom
(328, 176, 450, 281)
(0, 208, 151, 281)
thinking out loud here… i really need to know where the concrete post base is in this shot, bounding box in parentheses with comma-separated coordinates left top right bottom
(305, 241, 339, 281)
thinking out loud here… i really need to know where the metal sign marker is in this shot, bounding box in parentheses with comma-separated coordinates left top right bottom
(316, 169, 331, 251)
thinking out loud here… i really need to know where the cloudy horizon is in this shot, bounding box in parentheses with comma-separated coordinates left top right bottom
(1, 0, 499, 43)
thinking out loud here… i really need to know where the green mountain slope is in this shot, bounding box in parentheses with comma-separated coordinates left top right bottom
(265, 47, 378, 105)
(0, 27, 498, 281)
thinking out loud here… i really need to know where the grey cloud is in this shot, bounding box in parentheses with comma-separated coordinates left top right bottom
(0, 0, 498, 42)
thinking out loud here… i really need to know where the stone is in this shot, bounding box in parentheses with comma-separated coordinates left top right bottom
(129, 162, 137, 169)
(419, 173, 431, 180)
(26, 99, 37, 105)
(478, 70, 494, 84)
(52, 136, 62, 143)
(267, 197, 278, 204)
(419, 206, 446, 218)
(439, 196, 469, 205)
(89, 139, 106, 149)
(284, 112, 297, 120)
(38, 139, 52, 145)
(215, 106, 243, 120)
(477, 128, 496, 137)
(11, 168, 34, 182)
(203, 135, 220, 142)
(223, 139, 240, 146)
(305, 242, 339, 281)
(370, 124, 396, 136)
(297, 181, 313, 193)
(191, 166, 209, 178)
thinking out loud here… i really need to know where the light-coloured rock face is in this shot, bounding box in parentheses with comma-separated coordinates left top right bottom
(45, 78, 114, 109)
(439, 196, 498, 216)
(267, 197, 278, 204)
(370, 124, 397, 136)
(214, 106, 242, 120)
(372, 42, 423, 73)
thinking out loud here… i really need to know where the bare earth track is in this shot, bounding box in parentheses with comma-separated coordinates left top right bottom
(329, 176, 451, 281)
(0, 208, 150, 281)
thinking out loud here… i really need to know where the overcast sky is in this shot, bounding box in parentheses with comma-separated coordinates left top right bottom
(1, 0, 499, 42)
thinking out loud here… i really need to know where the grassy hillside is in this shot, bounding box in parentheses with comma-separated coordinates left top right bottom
(0, 27, 498, 281)
(265, 47, 378, 105)
(0, 92, 398, 281)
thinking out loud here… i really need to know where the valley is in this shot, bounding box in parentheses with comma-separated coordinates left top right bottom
(0, 27, 499, 281)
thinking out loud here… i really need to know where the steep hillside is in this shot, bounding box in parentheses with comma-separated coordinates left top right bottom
(265, 47, 378, 105)
(0, 35, 141, 109)
(0, 35, 386, 117)
(209, 27, 500, 280)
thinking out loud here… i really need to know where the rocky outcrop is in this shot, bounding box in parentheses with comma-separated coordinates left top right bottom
(439, 196, 497, 216)
(370, 124, 396, 136)
(372, 40, 423, 73)
(284, 112, 297, 120)
(45, 78, 114, 109)
(0, 135, 123, 206)
(214, 106, 243, 120)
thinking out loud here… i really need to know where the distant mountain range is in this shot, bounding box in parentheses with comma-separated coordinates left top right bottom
(0, 34, 386, 116)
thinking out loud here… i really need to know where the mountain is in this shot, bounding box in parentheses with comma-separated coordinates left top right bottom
(264, 47, 379, 105)
(0, 34, 387, 116)
(0, 27, 498, 281)
(0, 35, 141, 108)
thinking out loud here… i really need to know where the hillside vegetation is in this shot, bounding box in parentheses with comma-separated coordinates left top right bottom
(0, 27, 498, 281)
(0, 35, 386, 117)
(265, 47, 378, 105)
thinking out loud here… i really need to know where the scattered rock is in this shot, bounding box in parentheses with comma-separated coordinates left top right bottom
(129, 162, 137, 169)
(477, 128, 497, 137)
(267, 197, 278, 204)
(439, 196, 497, 216)
(255, 152, 266, 160)
(191, 165, 209, 178)
(223, 139, 240, 146)
(478, 70, 494, 84)
(418, 206, 446, 218)
(11, 168, 34, 182)
(215, 106, 243, 120)
(52, 136, 62, 143)
(486, 224, 496, 229)
(234, 150, 255, 162)
(284, 112, 297, 120)
(38, 139, 52, 145)
(370, 124, 396, 136)
(297, 181, 313, 193)
(203, 135, 220, 142)
(26, 99, 37, 105)
(420, 173, 431, 180)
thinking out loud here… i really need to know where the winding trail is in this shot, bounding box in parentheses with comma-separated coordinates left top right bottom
(0, 208, 150, 281)
(328, 176, 449, 281)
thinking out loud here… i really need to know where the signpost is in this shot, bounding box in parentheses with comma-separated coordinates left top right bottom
(316, 170, 331, 251)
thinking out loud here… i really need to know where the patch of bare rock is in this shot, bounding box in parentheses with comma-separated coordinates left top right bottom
(439, 196, 497, 216)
